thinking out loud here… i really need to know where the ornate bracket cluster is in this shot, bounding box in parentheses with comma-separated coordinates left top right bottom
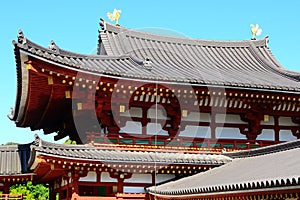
(240, 103, 269, 141)
(48, 40, 60, 54)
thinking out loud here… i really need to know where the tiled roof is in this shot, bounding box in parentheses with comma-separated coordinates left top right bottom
(0, 144, 32, 176)
(98, 20, 300, 91)
(28, 135, 231, 166)
(13, 35, 146, 78)
(147, 139, 300, 197)
(224, 139, 300, 158)
(13, 20, 300, 92)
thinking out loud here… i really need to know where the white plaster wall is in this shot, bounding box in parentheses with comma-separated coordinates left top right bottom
(216, 127, 246, 139)
(79, 171, 97, 182)
(182, 112, 210, 122)
(179, 126, 211, 138)
(147, 107, 167, 119)
(279, 130, 297, 141)
(256, 129, 275, 141)
(124, 174, 152, 183)
(155, 174, 176, 184)
(123, 186, 145, 193)
(216, 114, 247, 124)
(120, 107, 142, 118)
(120, 121, 142, 134)
(147, 123, 168, 136)
(101, 172, 116, 182)
(120, 106, 170, 136)
(279, 117, 298, 126)
(182, 112, 200, 122)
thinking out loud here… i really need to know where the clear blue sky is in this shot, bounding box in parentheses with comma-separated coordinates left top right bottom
(0, 0, 299, 144)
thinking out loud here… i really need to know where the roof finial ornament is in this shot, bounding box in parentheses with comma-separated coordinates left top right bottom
(17, 29, 27, 44)
(107, 9, 122, 26)
(33, 134, 41, 147)
(250, 24, 262, 40)
(7, 107, 15, 120)
(48, 40, 59, 53)
(99, 18, 105, 30)
(265, 35, 269, 48)
(143, 57, 153, 71)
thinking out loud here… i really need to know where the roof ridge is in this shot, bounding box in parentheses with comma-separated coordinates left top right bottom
(32, 134, 95, 150)
(13, 34, 136, 61)
(0, 145, 19, 150)
(99, 19, 269, 48)
(12, 31, 147, 75)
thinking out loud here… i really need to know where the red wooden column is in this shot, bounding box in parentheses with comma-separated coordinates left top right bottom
(109, 172, 132, 194)
(141, 107, 148, 135)
(151, 171, 156, 185)
(48, 181, 56, 200)
(274, 116, 280, 142)
(117, 176, 124, 193)
(67, 177, 72, 200)
(58, 190, 64, 200)
(96, 171, 101, 183)
(3, 182, 9, 194)
(71, 173, 80, 198)
(210, 113, 216, 139)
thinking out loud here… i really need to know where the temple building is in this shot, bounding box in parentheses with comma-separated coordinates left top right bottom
(3, 18, 300, 199)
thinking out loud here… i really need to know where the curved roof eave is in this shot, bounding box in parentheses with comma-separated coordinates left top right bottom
(12, 28, 300, 95)
(17, 50, 300, 95)
(9, 42, 30, 124)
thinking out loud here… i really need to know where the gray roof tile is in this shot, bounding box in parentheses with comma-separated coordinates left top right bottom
(0, 144, 32, 176)
(147, 139, 300, 196)
(224, 139, 300, 158)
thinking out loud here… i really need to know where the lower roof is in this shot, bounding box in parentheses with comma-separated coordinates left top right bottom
(28, 135, 231, 168)
(0, 144, 32, 177)
(147, 139, 300, 197)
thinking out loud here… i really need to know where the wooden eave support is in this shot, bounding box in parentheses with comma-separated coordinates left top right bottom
(23, 58, 300, 144)
(33, 163, 65, 184)
(33, 155, 212, 178)
(26, 58, 300, 107)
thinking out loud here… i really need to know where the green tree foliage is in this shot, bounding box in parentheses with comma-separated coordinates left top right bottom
(10, 181, 49, 200)
(2, 142, 19, 145)
(63, 138, 76, 144)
